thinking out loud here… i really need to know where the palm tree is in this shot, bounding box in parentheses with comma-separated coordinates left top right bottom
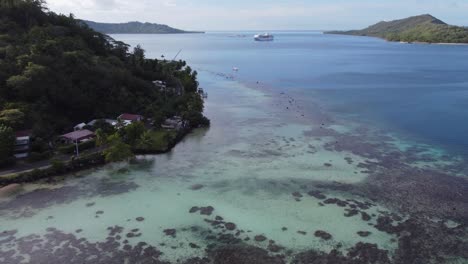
(95, 128, 107, 147)
(138, 131, 153, 149)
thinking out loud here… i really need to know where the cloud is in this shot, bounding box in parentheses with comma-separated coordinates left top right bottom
(45, 0, 468, 30)
(163, 0, 177, 7)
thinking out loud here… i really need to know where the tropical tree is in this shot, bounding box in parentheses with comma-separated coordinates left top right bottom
(0, 108, 25, 128)
(0, 0, 209, 143)
(95, 128, 107, 147)
(132, 45, 145, 66)
(0, 124, 15, 167)
(152, 110, 165, 128)
(103, 133, 133, 162)
(136, 130, 153, 150)
(123, 121, 146, 146)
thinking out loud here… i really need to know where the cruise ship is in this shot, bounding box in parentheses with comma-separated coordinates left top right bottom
(254, 33, 274, 41)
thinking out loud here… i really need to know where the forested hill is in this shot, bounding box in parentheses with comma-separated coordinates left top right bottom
(83, 20, 204, 34)
(326, 14, 468, 43)
(0, 0, 207, 137)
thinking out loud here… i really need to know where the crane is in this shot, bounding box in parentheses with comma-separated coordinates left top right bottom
(173, 49, 182, 61)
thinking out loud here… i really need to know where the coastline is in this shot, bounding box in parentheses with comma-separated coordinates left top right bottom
(0, 127, 197, 186)
(325, 32, 468, 46)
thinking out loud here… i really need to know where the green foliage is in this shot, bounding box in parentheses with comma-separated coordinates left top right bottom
(27, 150, 51, 162)
(92, 119, 115, 134)
(183, 111, 210, 128)
(386, 24, 468, 43)
(0, 152, 106, 185)
(0, 124, 15, 166)
(50, 158, 65, 172)
(152, 110, 165, 128)
(95, 128, 107, 147)
(0, 108, 24, 128)
(122, 121, 146, 145)
(30, 137, 47, 152)
(0, 0, 208, 138)
(135, 130, 176, 152)
(103, 133, 133, 162)
(180, 93, 210, 127)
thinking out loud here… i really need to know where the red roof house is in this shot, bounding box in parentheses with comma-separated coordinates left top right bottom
(118, 113, 144, 122)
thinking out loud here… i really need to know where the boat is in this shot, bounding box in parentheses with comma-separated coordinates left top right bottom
(254, 33, 274, 41)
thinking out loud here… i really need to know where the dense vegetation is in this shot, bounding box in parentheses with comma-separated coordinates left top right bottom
(327, 14, 468, 44)
(0, 0, 209, 166)
(83, 20, 204, 34)
(0, 124, 15, 166)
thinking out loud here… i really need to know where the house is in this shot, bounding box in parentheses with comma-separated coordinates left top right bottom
(14, 130, 32, 159)
(161, 116, 184, 130)
(74, 123, 87, 131)
(87, 119, 118, 127)
(118, 113, 144, 123)
(61, 129, 95, 144)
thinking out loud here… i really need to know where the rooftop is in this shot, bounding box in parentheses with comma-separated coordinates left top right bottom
(15, 130, 32, 138)
(61, 129, 95, 141)
(119, 113, 143, 121)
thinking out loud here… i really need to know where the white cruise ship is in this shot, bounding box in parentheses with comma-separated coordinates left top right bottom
(254, 33, 274, 41)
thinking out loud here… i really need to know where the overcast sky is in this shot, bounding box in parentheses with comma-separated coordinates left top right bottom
(46, 0, 468, 31)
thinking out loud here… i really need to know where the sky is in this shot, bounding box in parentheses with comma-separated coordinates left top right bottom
(46, 0, 468, 31)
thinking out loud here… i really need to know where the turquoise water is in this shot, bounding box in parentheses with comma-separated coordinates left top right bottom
(0, 32, 467, 263)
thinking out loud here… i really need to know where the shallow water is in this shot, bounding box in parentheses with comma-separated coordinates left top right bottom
(1, 32, 467, 263)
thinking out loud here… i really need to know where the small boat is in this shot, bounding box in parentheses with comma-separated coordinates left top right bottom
(254, 33, 274, 41)
(233, 67, 239, 72)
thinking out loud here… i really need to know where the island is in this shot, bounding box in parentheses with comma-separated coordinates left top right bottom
(326, 14, 468, 44)
(0, 0, 209, 184)
(83, 20, 204, 34)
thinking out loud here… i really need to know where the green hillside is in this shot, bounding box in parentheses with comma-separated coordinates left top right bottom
(0, 0, 207, 137)
(327, 14, 468, 43)
(83, 20, 204, 34)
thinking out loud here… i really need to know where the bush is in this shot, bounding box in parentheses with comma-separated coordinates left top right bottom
(184, 111, 210, 128)
(0, 156, 15, 168)
(103, 134, 133, 162)
(31, 137, 48, 153)
(0, 124, 15, 166)
(27, 151, 51, 162)
(135, 130, 176, 153)
(51, 159, 65, 173)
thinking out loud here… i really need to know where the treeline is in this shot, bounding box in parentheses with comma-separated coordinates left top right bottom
(0, 0, 209, 166)
(385, 24, 468, 43)
(83, 21, 203, 34)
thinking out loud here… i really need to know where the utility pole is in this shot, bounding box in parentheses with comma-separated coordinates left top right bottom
(75, 140, 79, 156)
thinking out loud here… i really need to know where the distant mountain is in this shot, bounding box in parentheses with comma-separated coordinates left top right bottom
(326, 14, 468, 44)
(83, 20, 204, 34)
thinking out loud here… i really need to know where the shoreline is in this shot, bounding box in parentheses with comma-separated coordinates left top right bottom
(0, 127, 196, 186)
(325, 32, 468, 46)
(398, 40, 468, 46)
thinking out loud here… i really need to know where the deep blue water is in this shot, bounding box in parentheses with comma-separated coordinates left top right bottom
(112, 32, 468, 155)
